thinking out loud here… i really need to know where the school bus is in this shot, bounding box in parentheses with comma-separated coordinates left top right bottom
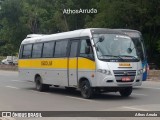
(18, 28, 143, 99)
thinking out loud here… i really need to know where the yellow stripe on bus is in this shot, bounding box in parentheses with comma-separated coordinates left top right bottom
(78, 58, 95, 70)
(18, 58, 96, 70)
(69, 58, 77, 69)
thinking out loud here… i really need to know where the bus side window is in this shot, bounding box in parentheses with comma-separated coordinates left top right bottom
(42, 42, 55, 58)
(19, 45, 23, 59)
(22, 44, 32, 58)
(54, 40, 68, 57)
(79, 39, 94, 59)
(32, 43, 43, 58)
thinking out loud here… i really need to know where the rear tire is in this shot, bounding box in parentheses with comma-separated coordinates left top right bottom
(35, 76, 49, 92)
(80, 80, 93, 99)
(119, 87, 132, 97)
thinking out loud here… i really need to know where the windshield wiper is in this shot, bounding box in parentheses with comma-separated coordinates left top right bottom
(100, 55, 125, 61)
(119, 55, 139, 60)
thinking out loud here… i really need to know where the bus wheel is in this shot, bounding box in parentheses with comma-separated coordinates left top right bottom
(80, 80, 93, 99)
(35, 76, 49, 92)
(119, 87, 132, 97)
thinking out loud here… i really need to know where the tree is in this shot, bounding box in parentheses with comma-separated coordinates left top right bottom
(0, 0, 29, 55)
(0, 0, 160, 66)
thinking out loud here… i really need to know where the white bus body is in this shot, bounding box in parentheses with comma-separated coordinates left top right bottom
(18, 28, 143, 98)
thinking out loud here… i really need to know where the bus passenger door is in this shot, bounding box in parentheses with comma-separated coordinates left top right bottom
(68, 40, 79, 87)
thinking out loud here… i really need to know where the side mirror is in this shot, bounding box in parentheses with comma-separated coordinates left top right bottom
(127, 48, 132, 54)
(93, 35, 104, 47)
(99, 35, 104, 42)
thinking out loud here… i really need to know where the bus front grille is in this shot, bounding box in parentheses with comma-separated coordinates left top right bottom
(113, 70, 136, 82)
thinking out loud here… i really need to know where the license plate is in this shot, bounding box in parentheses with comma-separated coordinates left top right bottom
(122, 77, 131, 82)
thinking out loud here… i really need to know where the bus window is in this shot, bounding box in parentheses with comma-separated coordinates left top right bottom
(19, 45, 23, 59)
(32, 43, 43, 58)
(69, 41, 79, 57)
(22, 44, 32, 58)
(54, 40, 68, 57)
(42, 42, 55, 58)
(79, 39, 94, 59)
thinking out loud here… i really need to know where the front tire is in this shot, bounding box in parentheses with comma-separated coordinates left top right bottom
(119, 87, 132, 97)
(80, 80, 93, 99)
(35, 76, 49, 92)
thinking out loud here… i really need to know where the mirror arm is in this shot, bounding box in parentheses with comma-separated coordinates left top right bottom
(93, 41, 99, 47)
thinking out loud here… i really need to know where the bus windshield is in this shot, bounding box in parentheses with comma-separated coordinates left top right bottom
(93, 34, 139, 61)
(122, 31, 146, 61)
(118, 30, 148, 81)
(132, 38, 145, 61)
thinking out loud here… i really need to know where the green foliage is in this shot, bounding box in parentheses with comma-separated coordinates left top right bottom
(0, 0, 160, 63)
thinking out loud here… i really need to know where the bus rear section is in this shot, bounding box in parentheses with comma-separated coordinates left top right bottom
(18, 28, 143, 99)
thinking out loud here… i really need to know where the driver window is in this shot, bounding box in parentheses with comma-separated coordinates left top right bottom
(79, 39, 94, 59)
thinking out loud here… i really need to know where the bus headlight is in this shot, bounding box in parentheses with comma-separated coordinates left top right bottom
(137, 69, 143, 75)
(97, 69, 112, 75)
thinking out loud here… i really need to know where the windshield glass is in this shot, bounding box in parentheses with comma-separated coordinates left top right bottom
(132, 37, 145, 61)
(93, 34, 139, 61)
(122, 31, 145, 61)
